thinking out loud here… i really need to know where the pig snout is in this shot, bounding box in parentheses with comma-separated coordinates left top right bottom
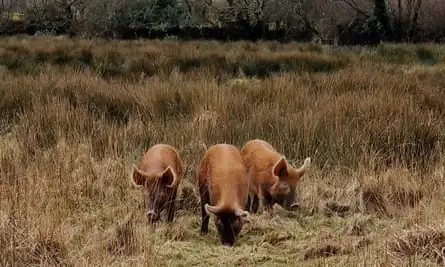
(146, 210, 160, 222)
(289, 202, 300, 211)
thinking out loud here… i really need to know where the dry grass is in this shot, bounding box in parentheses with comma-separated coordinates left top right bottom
(1, 36, 445, 266)
(389, 226, 445, 265)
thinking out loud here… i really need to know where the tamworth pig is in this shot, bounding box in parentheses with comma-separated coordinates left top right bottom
(241, 139, 311, 213)
(131, 144, 184, 223)
(198, 144, 250, 246)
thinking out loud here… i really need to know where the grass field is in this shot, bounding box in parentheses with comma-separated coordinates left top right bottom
(1, 36, 445, 266)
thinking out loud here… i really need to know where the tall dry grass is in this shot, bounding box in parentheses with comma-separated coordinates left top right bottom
(1, 36, 445, 266)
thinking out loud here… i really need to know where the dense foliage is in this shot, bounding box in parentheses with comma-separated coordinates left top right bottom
(1, 0, 444, 44)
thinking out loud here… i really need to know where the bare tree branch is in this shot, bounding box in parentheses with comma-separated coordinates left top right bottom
(182, 0, 192, 15)
(333, 0, 369, 17)
(408, 0, 422, 39)
(293, 2, 321, 39)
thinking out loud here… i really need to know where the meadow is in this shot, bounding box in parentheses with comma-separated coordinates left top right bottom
(1, 36, 445, 266)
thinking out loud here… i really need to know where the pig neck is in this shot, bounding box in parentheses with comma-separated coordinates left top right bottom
(218, 184, 244, 212)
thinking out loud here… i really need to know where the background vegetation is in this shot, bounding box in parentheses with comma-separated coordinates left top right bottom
(1, 0, 445, 44)
(1, 36, 445, 266)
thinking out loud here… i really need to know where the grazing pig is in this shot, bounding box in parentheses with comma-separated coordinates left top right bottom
(241, 139, 311, 213)
(198, 144, 250, 246)
(131, 144, 184, 223)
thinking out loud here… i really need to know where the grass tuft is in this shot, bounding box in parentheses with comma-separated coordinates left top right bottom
(106, 212, 138, 256)
(304, 243, 344, 260)
(389, 226, 445, 264)
(416, 47, 439, 65)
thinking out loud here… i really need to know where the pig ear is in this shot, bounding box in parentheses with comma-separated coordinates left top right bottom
(204, 204, 220, 216)
(132, 164, 148, 187)
(160, 166, 176, 188)
(273, 157, 288, 177)
(235, 208, 249, 218)
(295, 157, 311, 176)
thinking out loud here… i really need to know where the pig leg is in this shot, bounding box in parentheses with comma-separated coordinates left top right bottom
(166, 189, 178, 222)
(246, 194, 253, 212)
(200, 188, 210, 235)
(247, 194, 259, 213)
(246, 186, 259, 213)
(259, 190, 274, 214)
(251, 195, 259, 213)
